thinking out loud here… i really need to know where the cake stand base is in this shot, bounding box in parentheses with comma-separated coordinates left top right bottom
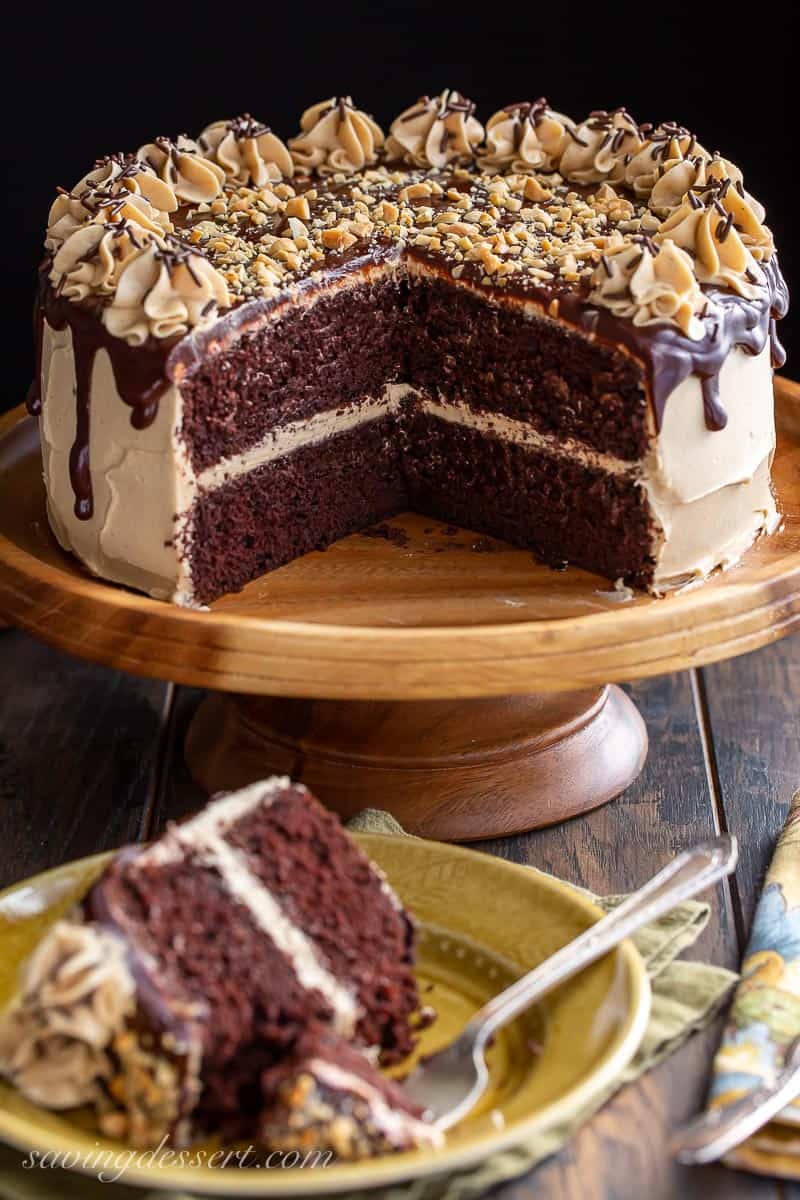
(184, 686, 648, 840)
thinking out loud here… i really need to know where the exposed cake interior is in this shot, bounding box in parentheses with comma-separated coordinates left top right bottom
(31, 94, 789, 605)
(261, 1027, 438, 1158)
(0, 778, 430, 1157)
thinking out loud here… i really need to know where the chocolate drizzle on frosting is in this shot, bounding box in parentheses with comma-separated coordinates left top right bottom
(571, 255, 787, 431)
(29, 264, 175, 519)
(26, 95, 791, 522)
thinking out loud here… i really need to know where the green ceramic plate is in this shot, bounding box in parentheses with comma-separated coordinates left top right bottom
(0, 834, 650, 1194)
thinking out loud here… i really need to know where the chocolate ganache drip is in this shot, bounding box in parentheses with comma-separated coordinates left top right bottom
(568, 253, 788, 432)
(27, 248, 788, 520)
(27, 264, 174, 520)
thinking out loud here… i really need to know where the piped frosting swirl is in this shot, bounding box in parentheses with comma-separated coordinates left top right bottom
(46, 157, 176, 253)
(198, 114, 294, 186)
(478, 99, 572, 172)
(77, 155, 179, 215)
(50, 221, 147, 302)
(289, 97, 384, 174)
(386, 90, 484, 169)
(624, 123, 707, 198)
(559, 109, 645, 185)
(137, 136, 224, 204)
(657, 182, 768, 297)
(589, 237, 710, 340)
(0, 920, 135, 1109)
(102, 236, 230, 345)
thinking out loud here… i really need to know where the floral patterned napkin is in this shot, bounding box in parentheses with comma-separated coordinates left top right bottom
(709, 791, 800, 1178)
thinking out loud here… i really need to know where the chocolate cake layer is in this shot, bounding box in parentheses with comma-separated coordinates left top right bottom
(179, 267, 651, 477)
(227, 792, 418, 1061)
(187, 417, 406, 603)
(86, 848, 335, 1137)
(187, 400, 655, 603)
(401, 410, 656, 587)
(2, 778, 430, 1153)
(408, 273, 651, 461)
(180, 271, 409, 472)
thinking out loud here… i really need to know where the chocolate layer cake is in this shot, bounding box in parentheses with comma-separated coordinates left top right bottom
(30, 94, 789, 603)
(260, 1028, 436, 1158)
(0, 779, 438, 1157)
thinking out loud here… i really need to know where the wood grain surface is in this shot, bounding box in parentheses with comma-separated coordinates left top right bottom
(1, 379, 800, 698)
(1, 626, 799, 1195)
(182, 686, 648, 837)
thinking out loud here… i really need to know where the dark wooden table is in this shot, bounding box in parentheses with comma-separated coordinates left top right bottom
(1, 624, 799, 1199)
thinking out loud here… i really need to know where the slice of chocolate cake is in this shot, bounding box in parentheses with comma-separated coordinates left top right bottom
(261, 1027, 439, 1157)
(0, 779, 434, 1157)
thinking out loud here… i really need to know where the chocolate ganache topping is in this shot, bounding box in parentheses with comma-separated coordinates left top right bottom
(27, 92, 789, 525)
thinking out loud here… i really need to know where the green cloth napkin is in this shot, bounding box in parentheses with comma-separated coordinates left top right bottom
(0, 811, 736, 1199)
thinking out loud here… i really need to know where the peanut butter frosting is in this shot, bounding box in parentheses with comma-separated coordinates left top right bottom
(137, 135, 224, 205)
(559, 108, 645, 185)
(50, 221, 146, 302)
(37, 94, 779, 347)
(289, 97, 384, 174)
(624, 123, 707, 198)
(478, 99, 572, 172)
(386, 90, 484, 169)
(78, 154, 179, 215)
(0, 920, 135, 1108)
(46, 161, 176, 252)
(657, 185, 767, 298)
(589, 238, 710, 340)
(198, 114, 294, 186)
(102, 236, 230, 345)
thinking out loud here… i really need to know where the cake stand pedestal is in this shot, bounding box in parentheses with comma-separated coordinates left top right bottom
(1, 379, 799, 840)
(184, 688, 647, 839)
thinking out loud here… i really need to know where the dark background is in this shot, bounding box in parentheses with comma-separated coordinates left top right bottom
(2, 3, 795, 412)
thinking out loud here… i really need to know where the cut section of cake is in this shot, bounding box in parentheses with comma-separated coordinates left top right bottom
(28, 95, 789, 604)
(260, 1027, 436, 1158)
(0, 778, 437, 1157)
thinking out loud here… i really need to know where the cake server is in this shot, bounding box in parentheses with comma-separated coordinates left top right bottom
(402, 835, 738, 1131)
(670, 1036, 800, 1164)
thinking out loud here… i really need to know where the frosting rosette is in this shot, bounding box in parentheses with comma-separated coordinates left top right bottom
(559, 109, 644, 185)
(77, 154, 179, 215)
(0, 921, 135, 1108)
(50, 221, 147, 302)
(137, 135, 224, 205)
(198, 114, 294, 185)
(651, 154, 768, 242)
(289, 97, 384, 174)
(478, 98, 572, 172)
(45, 153, 177, 253)
(46, 184, 172, 253)
(589, 238, 710, 340)
(386, 90, 484, 169)
(102, 236, 230, 345)
(624, 123, 708, 198)
(657, 185, 769, 296)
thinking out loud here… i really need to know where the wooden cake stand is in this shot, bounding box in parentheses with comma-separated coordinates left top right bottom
(1, 380, 800, 840)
